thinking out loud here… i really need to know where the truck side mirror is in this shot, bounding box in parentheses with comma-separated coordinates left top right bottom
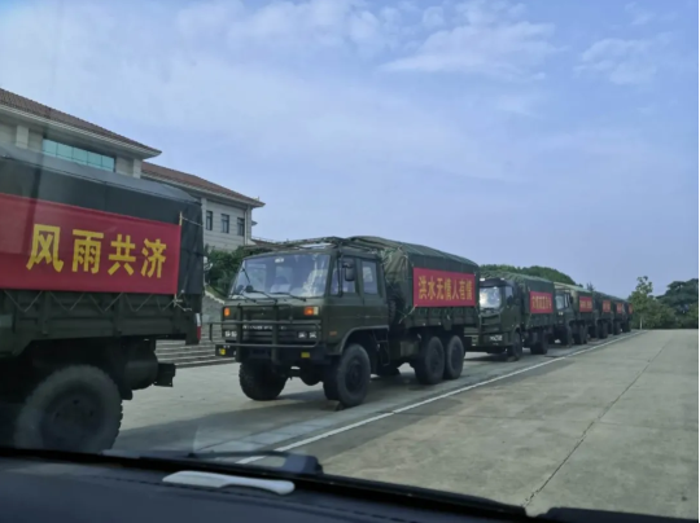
(342, 260, 356, 282)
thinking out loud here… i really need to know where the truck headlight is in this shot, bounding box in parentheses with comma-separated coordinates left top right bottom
(298, 331, 308, 339)
(225, 330, 237, 339)
(489, 334, 503, 342)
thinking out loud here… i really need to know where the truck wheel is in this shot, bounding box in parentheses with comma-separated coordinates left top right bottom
(414, 336, 445, 385)
(443, 335, 465, 380)
(601, 322, 609, 339)
(561, 326, 573, 347)
(506, 332, 523, 361)
(531, 330, 549, 355)
(12, 365, 122, 453)
(613, 322, 621, 335)
(239, 361, 287, 401)
(323, 344, 371, 408)
(572, 326, 582, 345)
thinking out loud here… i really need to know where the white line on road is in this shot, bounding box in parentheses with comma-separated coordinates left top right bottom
(236, 332, 644, 465)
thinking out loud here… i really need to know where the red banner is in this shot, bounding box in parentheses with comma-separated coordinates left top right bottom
(579, 296, 593, 312)
(529, 291, 553, 314)
(0, 193, 181, 294)
(413, 268, 475, 307)
(602, 300, 611, 313)
(616, 303, 625, 314)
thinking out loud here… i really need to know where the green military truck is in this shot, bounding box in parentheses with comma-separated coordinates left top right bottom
(215, 236, 480, 408)
(592, 292, 616, 339)
(0, 143, 203, 452)
(553, 282, 596, 346)
(610, 295, 632, 334)
(470, 271, 556, 360)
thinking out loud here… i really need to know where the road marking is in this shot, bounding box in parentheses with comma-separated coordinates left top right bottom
(236, 331, 644, 465)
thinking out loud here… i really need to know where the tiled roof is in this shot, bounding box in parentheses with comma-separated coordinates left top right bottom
(0, 87, 159, 152)
(141, 162, 264, 207)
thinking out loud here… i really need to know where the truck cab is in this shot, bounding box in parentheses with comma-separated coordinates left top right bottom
(476, 277, 521, 354)
(553, 289, 575, 345)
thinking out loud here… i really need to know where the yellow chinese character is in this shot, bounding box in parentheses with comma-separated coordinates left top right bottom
(465, 279, 473, 301)
(444, 277, 452, 301)
(427, 277, 436, 300)
(458, 279, 466, 300)
(436, 278, 444, 300)
(108, 234, 136, 275)
(72, 229, 104, 274)
(26, 224, 64, 272)
(141, 238, 167, 278)
(418, 276, 428, 299)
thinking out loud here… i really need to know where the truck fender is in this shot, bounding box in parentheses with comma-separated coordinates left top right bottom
(339, 326, 389, 353)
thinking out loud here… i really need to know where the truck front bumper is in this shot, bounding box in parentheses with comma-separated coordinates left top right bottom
(215, 342, 329, 365)
(469, 332, 512, 350)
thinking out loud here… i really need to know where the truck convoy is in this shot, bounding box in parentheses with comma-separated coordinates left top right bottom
(215, 236, 480, 408)
(216, 238, 632, 409)
(0, 143, 204, 452)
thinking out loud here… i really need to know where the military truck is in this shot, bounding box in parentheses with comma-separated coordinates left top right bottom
(553, 282, 596, 346)
(470, 271, 556, 360)
(215, 236, 480, 408)
(0, 143, 203, 452)
(611, 295, 632, 334)
(593, 292, 615, 339)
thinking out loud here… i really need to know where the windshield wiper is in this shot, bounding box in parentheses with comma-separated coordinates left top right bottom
(269, 291, 307, 302)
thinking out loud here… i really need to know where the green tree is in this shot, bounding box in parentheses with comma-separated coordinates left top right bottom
(628, 276, 678, 329)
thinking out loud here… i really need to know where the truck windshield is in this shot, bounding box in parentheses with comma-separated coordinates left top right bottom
(555, 294, 568, 311)
(479, 287, 502, 309)
(230, 253, 331, 298)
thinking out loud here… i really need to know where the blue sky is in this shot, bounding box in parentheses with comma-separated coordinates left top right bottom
(0, 0, 697, 296)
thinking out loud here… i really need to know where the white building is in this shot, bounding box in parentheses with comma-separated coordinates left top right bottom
(0, 88, 264, 252)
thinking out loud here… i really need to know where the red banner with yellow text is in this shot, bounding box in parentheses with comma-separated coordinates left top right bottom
(616, 303, 625, 314)
(0, 193, 181, 294)
(579, 296, 593, 312)
(413, 268, 476, 307)
(602, 300, 611, 313)
(529, 291, 553, 314)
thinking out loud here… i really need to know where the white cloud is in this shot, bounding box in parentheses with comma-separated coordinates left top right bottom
(625, 2, 656, 26)
(421, 6, 445, 29)
(577, 36, 662, 85)
(381, 0, 557, 80)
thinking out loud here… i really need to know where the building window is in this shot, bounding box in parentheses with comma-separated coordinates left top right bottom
(237, 217, 245, 236)
(205, 211, 213, 231)
(221, 214, 230, 234)
(42, 139, 115, 172)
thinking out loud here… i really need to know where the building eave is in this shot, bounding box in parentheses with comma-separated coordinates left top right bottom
(0, 105, 161, 159)
(141, 172, 265, 208)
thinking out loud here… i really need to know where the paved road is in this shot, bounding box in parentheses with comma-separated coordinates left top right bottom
(117, 330, 697, 519)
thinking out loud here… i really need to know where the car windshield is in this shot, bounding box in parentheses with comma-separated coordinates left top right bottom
(230, 253, 331, 298)
(479, 287, 502, 309)
(0, 1, 696, 521)
(555, 294, 567, 311)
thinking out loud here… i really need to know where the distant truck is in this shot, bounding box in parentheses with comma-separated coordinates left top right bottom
(553, 282, 595, 345)
(0, 144, 203, 452)
(215, 236, 480, 408)
(469, 271, 555, 360)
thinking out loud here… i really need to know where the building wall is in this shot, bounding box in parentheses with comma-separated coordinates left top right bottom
(0, 121, 13, 144)
(202, 198, 250, 252)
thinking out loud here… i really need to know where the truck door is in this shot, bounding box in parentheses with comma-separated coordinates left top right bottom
(328, 257, 364, 335)
(358, 258, 387, 328)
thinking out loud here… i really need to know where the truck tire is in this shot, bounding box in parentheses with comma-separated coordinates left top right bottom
(11, 365, 122, 453)
(561, 326, 573, 347)
(323, 344, 371, 408)
(601, 322, 609, 339)
(239, 361, 287, 401)
(414, 336, 445, 385)
(506, 332, 523, 361)
(531, 330, 549, 355)
(613, 322, 621, 335)
(572, 325, 582, 345)
(443, 335, 465, 380)
(581, 325, 589, 344)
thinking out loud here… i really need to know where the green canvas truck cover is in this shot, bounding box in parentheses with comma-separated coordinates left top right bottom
(348, 236, 479, 314)
(594, 291, 615, 317)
